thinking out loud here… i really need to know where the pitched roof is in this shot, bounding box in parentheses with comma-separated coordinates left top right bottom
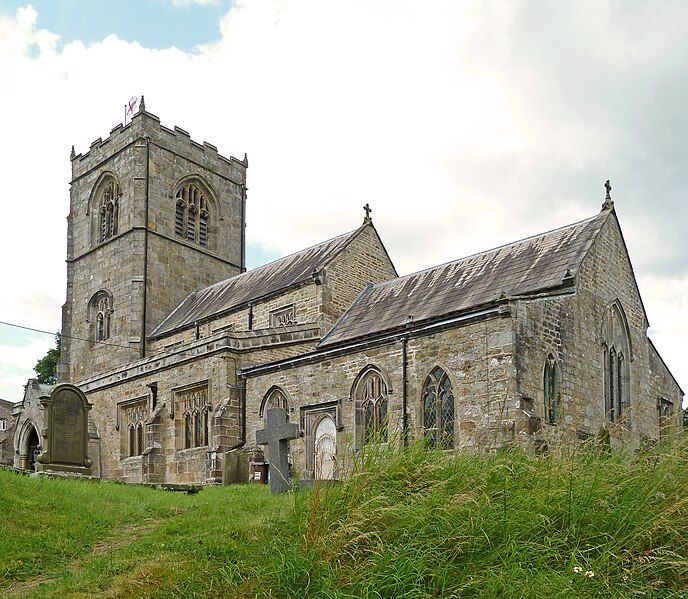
(319, 211, 610, 347)
(151, 225, 366, 338)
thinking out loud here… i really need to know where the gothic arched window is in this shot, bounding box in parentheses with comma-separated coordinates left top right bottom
(602, 301, 631, 423)
(543, 355, 560, 424)
(260, 387, 290, 423)
(90, 291, 113, 343)
(354, 368, 389, 446)
(97, 177, 120, 243)
(175, 182, 210, 247)
(422, 367, 455, 449)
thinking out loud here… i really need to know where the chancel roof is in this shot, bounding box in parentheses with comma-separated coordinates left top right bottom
(319, 211, 610, 347)
(151, 226, 365, 338)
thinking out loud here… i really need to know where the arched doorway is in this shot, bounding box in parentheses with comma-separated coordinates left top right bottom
(20, 424, 40, 471)
(314, 416, 336, 480)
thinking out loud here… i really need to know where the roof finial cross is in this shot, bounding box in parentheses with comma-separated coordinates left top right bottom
(601, 179, 614, 211)
(363, 203, 372, 224)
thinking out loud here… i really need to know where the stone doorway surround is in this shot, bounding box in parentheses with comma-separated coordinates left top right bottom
(300, 400, 341, 481)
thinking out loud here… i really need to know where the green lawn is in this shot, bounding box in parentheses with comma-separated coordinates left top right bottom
(1, 437, 687, 598)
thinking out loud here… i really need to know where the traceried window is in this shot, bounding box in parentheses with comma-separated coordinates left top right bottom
(175, 182, 210, 247)
(120, 399, 147, 458)
(98, 177, 120, 243)
(175, 384, 211, 450)
(658, 398, 674, 439)
(270, 306, 296, 328)
(422, 367, 455, 449)
(602, 301, 631, 423)
(543, 355, 560, 425)
(89, 291, 113, 343)
(354, 368, 388, 445)
(260, 387, 289, 423)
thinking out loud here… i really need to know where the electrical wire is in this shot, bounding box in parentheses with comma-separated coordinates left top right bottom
(0, 320, 135, 350)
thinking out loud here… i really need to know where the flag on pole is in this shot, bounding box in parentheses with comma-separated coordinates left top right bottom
(124, 96, 139, 123)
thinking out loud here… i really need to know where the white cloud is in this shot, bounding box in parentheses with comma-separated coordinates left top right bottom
(0, 1, 686, 403)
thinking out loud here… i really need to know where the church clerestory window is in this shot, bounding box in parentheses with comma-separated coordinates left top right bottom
(543, 354, 560, 425)
(174, 384, 211, 450)
(354, 368, 389, 446)
(89, 291, 113, 343)
(422, 366, 455, 449)
(97, 177, 120, 243)
(175, 182, 210, 247)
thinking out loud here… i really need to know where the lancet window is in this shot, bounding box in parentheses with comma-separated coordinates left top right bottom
(121, 399, 147, 458)
(422, 367, 455, 449)
(602, 301, 631, 423)
(175, 385, 211, 450)
(543, 354, 560, 424)
(90, 291, 113, 343)
(355, 368, 388, 445)
(98, 178, 120, 243)
(175, 182, 210, 247)
(260, 387, 290, 423)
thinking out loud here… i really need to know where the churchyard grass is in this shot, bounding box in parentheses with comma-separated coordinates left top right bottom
(1, 436, 687, 597)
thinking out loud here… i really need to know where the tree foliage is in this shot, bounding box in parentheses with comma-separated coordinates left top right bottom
(34, 334, 60, 385)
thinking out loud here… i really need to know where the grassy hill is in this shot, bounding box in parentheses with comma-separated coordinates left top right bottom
(1, 438, 687, 598)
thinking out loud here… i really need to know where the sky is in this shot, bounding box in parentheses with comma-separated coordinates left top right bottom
(0, 0, 686, 406)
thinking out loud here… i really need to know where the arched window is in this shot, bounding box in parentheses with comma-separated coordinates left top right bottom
(129, 425, 136, 457)
(90, 291, 113, 343)
(422, 367, 455, 448)
(354, 368, 389, 445)
(543, 355, 560, 424)
(97, 177, 120, 243)
(136, 423, 144, 456)
(261, 387, 290, 423)
(175, 182, 210, 247)
(602, 301, 631, 423)
(184, 412, 192, 449)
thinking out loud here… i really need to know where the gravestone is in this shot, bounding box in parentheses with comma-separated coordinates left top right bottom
(255, 407, 298, 493)
(37, 384, 93, 476)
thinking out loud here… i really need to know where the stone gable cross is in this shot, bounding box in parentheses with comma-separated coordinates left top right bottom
(256, 407, 299, 493)
(363, 203, 372, 224)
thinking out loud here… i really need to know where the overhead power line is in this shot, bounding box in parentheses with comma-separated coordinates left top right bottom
(0, 320, 135, 350)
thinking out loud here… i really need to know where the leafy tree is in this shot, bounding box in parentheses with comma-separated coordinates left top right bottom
(34, 334, 60, 385)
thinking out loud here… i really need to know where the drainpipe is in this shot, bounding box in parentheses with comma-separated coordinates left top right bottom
(401, 334, 409, 447)
(140, 134, 151, 358)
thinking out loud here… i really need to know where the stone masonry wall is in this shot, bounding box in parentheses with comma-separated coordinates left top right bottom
(60, 109, 245, 382)
(516, 212, 683, 447)
(245, 314, 518, 480)
(322, 224, 397, 330)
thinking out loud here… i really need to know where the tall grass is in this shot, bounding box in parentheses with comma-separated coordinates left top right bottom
(238, 437, 688, 598)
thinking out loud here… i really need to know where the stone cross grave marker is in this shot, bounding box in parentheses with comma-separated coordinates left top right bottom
(256, 407, 299, 493)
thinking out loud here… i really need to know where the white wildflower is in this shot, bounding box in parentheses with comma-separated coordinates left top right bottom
(573, 566, 582, 573)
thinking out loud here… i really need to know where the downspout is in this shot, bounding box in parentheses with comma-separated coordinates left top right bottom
(140, 135, 151, 358)
(401, 334, 409, 447)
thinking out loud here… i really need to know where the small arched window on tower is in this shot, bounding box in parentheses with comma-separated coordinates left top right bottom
(90, 291, 113, 343)
(98, 177, 120, 243)
(175, 181, 210, 247)
(602, 301, 632, 423)
(543, 354, 560, 424)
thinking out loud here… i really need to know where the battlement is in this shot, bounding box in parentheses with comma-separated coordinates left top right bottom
(71, 106, 248, 184)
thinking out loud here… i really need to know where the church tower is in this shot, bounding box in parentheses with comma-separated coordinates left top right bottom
(58, 100, 247, 383)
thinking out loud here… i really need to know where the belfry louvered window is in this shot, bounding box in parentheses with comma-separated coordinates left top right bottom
(422, 367, 455, 449)
(98, 178, 120, 243)
(175, 182, 210, 247)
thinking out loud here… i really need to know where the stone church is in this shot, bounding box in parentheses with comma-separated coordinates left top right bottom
(11, 102, 684, 483)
